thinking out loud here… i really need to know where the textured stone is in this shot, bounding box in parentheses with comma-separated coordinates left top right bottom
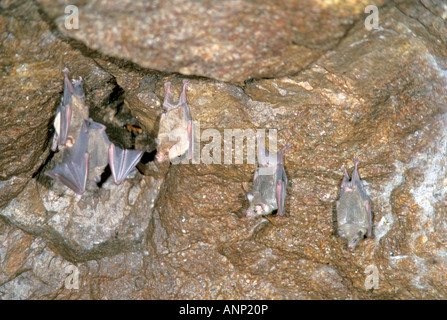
(1, 0, 447, 300)
(0, 1, 116, 208)
(36, 0, 386, 82)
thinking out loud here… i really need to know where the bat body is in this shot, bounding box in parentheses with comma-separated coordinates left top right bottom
(246, 138, 290, 217)
(46, 68, 143, 194)
(51, 69, 88, 151)
(85, 119, 110, 182)
(336, 158, 372, 250)
(46, 122, 89, 195)
(156, 80, 192, 163)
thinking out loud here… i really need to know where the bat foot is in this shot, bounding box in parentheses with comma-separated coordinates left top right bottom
(341, 165, 349, 179)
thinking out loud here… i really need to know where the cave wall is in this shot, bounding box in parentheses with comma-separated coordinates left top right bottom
(0, 0, 446, 299)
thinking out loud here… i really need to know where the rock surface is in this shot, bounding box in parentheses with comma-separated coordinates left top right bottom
(1, 0, 447, 300)
(35, 0, 387, 82)
(0, 0, 117, 208)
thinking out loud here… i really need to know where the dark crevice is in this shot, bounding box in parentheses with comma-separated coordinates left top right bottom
(96, 165, 112, 188)
(140, 149, 157, 165)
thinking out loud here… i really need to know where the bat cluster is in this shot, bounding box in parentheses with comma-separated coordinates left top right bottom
(46, 69, 373, 250)
(245, 146, 372, 250)
(46, 69, 144, 194)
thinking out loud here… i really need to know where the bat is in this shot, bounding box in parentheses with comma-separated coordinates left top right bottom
(51, 68, 88, 151)
(46, 122, 89, 195)
(46, 68, 143, 194)
(336, 158, 372, 250)
(156, 79, 193, 163)
(87, 119, 144, 185)
(246, 137, 290, 217)
(85, 119, 110, 183)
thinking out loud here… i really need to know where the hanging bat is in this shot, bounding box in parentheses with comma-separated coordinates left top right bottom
(46, 68, 143, 194)
(156, 80, 193, 163)
(51, 68, 88, 151)
(336, 158, 372, 250)
(46, 121, 89, 195)
(246, 137, 290, 217)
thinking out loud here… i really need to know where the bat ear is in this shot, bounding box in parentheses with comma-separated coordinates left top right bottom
(154, 138, 160, 145)
(247, 193, 254, 201)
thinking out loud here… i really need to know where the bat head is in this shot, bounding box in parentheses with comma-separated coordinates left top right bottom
(338, 224, 367, 250)
(246, 193, 272, 217)
(156, 143, 178, 163)
(156, 150, 169, 163)
(246, 204, 272, 217)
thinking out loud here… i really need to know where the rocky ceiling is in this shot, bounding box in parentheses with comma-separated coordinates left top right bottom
(0, 0, 446, 299)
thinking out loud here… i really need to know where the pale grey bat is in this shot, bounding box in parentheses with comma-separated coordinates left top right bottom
(51, 68, 88, 151)
(246, 138, 290, 217)
(156, 80, 192, 163)
(336, 158, 372, 250)
(46, 68, 144, 194)
(46, 121, 89, 195)
(85, 119, 110, 183)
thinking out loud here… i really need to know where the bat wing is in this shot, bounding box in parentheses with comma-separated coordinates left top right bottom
(275, 164, 287, 216)
(62, 68, 74, 109)
(51, 68, 86, 151)
(46, 122, 89, 194)
(187, 119, 193, 160)
(256, 136, 271, 167)
(182, 81, 193, 160)
(86, 119, 110, 169)
(365, 200, 372, 238)
(108, 144, 144, 185)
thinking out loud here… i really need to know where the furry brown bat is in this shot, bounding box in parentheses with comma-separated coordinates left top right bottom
(156, 80, 192, 163)
(246, 137, 290, 217)
(46, 68, 143, 194)
(336, 158, 372, 250)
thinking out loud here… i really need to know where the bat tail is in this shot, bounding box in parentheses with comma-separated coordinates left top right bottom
(109, 144, 144, 185)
